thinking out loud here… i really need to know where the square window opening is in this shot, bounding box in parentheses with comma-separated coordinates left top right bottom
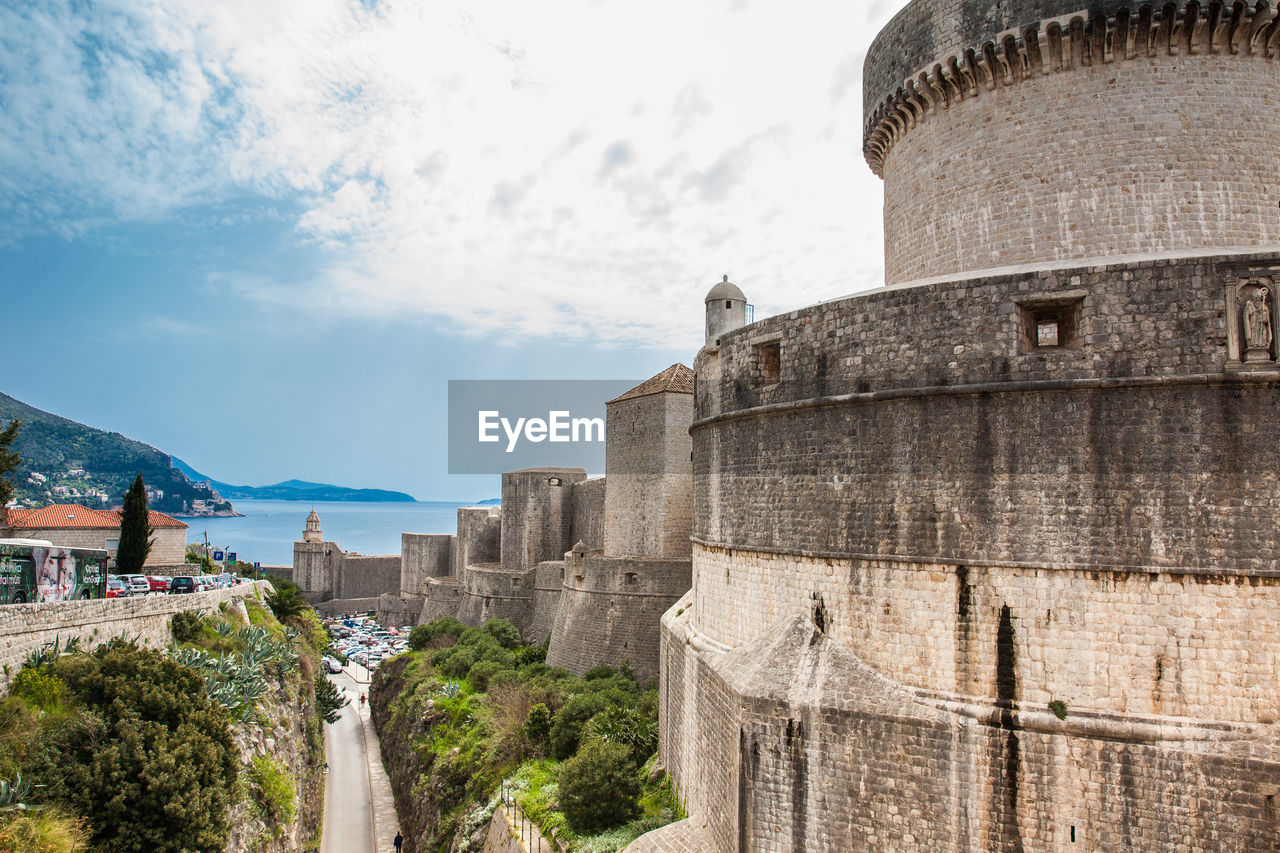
(1017, 297, 1084, 353)
(754, 341, 781, 387)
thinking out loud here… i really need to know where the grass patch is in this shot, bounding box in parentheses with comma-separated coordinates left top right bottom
(0, 808, 89, 853)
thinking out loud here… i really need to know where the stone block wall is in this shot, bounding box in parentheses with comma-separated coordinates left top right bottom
(657, 605, 1280, 853)
(293, 540, 337, 598)
(335, 555, 402, 600)
(0, 581, 272, 691)
(546, 551, 691, 683)
(499, 469, 585, 573)
(401, 533, 455, 596)
(604, 395, 693, 560)
(861, 2, 1280, 284)
(420, 577, 464, 625)
(571, 477, 606, 550)
(528, 559, 567, 645)
(455, 507, 502, 580)
(377, 593, 424, 628)
(314, 597, 381, 616)
(456, 563, 537, 634)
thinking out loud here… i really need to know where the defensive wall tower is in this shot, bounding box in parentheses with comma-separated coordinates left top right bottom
(642, 3, 1280, 853)
(546, 366, 696, 682)
(866, 0, 1280, 286)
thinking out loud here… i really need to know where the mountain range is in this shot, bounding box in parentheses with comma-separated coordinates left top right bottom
(170, 458, 416, 504)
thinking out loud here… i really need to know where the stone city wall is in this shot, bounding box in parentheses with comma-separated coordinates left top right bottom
(335, 555, 402, 601)
(604, 395, 693, 560)
(500, 470, 585, 574)
(456, 563, 537, 635)
(455, 507, 502, 581)
(528, 559, 567, 645)
(420, 577, 464, 625)
(546, 552, 691, 683)
(861, 2, 1280, 284)
(401, 533, 455, 596)
(571, 477, 606, 550)
(0, 581, 272, 691)
(377, 593, 425, 628)
(657, 602, 1280, 853)
(695, 254, 1280, 578)
(313, 597, 381, 616)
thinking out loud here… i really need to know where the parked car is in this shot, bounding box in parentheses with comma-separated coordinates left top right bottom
(322, 656, 342, 674)
(146, 575, 171, 593)
(169, 576, 196, 594)
(124, 575, 150, 596)
(106, 577, 126, 599)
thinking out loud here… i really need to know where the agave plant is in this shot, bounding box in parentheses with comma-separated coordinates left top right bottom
(439, 680, 463, 699)
(0, 774, 35, 811)
(24, 635, 84, 670)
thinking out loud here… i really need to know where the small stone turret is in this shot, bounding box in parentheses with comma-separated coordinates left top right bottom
(705, 275, 747, 347)
(302, 508, 323, 543)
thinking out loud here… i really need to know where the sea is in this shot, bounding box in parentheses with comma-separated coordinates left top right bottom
(181, 499, 479, 567)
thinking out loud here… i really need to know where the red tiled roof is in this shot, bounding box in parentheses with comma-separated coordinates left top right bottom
(608, 364, 694, 404)
(5, 503, 187, 530)
(105, 509, 189, 530)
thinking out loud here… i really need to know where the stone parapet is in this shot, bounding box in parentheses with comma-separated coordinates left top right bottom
(546, 552, 691, 683)
(0, 581, 273, 692)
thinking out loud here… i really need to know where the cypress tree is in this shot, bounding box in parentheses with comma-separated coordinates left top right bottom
(0, 419, 19, 509)
(116, 474, 154, 573)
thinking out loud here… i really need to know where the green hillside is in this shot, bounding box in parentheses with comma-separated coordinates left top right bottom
(0, 392, 230, 515)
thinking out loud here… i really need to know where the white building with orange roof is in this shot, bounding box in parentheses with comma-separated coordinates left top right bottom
(0, 503, 188, 568)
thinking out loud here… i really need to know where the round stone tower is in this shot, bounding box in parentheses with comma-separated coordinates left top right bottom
(704, 275, 747, 347)
(864, 0, 1280, 285)
(647, 4, 1280, 852)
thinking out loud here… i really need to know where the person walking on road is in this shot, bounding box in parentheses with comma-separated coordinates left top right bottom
(394, 830, 403, 851)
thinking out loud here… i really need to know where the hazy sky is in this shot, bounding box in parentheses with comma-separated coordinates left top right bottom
(0, 0, 901, 500)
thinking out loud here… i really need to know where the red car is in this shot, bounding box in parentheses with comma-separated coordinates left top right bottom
(146, 575, 171, 593)
(106, 577, 126, 599)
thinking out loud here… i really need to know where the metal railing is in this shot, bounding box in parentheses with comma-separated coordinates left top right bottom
(498, 783, 562, 853)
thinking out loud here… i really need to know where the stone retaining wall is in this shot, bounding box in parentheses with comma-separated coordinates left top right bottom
(0, 581, 272, 691)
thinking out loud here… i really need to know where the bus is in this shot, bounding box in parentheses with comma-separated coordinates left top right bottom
(0, 539, 109, 603)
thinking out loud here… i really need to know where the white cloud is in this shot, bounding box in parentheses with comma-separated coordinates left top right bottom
(0, 0, 901, 349)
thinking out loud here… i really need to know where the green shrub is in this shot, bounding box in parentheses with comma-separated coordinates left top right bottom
(437, 645, 479, 679)
(249, 756, 297, 825)
(550, 693, 613, 760)
(408, 623, 431, 651)
(581, 705, 658, 767)
(467, 660, 504, 692)
(419, 617, 465, 646)
(483, 618, 523, 649)
(515, 645, 547, 666)
(26, 640, 238, 853)
(265, 586, 306, 621)
(558, 740, 641, 834)
(11, 666, 64, 713)
(524, 703, 552, 751)
(170, 610, 203, 644)
(584, 664, 617, 681)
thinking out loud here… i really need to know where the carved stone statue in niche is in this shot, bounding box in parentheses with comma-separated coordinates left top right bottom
(1243, 280, 1274, 363)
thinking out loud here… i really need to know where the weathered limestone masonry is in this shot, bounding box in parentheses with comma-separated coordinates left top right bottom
(865, 0, 1280, 285)
(379, 532, 456, 626)
(547, 367, 695, 683)
(0, 581, 272, 689)
(635, 2, 1280, 851)
(294, 510, 401, 611)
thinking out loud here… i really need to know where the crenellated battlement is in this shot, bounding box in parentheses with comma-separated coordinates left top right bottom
(865, 1, 1279, 176)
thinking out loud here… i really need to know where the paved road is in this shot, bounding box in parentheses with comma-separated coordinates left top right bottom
(321, 672, 375, 853)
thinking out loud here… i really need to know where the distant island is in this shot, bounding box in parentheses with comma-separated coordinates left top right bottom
(171, 458, 417, 504)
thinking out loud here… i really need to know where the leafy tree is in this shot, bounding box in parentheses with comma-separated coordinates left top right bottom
(524, 703, 552, 752)
(115, 474, 154, 573)
(557, 740, 642, 834)
(0, 419, 19, 508)
(483, 618, 523, 649)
